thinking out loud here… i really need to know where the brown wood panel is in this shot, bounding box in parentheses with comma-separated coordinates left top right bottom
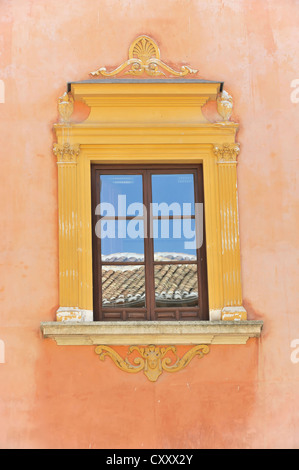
(91, 164, 209, 321)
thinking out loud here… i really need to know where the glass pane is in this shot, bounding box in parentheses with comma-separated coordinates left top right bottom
(154, 264, 198, 307)
(152, 218, 198, 261)
(98, 219, 145, 261)
(151, 174, 195, 216)
(102, 265, 145, 307)
(100, 174, 143, 216)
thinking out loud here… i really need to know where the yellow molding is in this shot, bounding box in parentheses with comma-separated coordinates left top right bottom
(70, 81, 221, 124)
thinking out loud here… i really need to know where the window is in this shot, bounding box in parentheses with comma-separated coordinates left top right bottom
(91, 165, 208, 321)
(41, 75, 264, 347)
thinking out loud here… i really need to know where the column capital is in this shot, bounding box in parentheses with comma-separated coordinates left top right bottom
(53, 143, 80, 163)
(213, 143, 240, 163)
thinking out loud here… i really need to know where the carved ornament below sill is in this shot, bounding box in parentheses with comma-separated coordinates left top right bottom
(95, 344, 210, 382)
(90, 35, 198, 78)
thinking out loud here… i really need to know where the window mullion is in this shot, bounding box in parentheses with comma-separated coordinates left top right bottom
(144, 170, 155, 320)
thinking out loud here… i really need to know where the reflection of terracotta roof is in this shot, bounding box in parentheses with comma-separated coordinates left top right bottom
(102, 252, 196, 262)
(102, 253, 198, 307)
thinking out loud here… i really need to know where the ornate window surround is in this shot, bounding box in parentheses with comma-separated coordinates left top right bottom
(40, 37, 263, 348)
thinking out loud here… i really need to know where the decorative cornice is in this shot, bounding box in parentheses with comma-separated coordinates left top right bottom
(53, 142, 80, 163)
(213, 143, 240, 163)
(90, 35, 198, 78)
(95, 344, 210, 382)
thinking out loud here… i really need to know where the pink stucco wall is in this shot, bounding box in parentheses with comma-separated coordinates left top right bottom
(0, 0, 298, 448)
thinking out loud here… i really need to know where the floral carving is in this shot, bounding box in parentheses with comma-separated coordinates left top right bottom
(213, 143, 240, 163)
(95, 344, 210, 382)
(90, 35, 198, 78)
(53, 143, 80, 163)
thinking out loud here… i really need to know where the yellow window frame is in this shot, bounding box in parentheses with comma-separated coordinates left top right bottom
(41, 79, 263, 346)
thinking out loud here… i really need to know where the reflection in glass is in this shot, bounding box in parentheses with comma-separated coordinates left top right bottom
(100, 219, 145, 261)
(102, 265, 145, 307)
(154, 264, 198, 307)
(100, 174, 143, 215)
(153, 218, 197, 261)
(151, 174, 195, 216)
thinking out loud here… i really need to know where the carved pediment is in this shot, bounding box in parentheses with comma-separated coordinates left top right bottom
(90, 35, 198, 78)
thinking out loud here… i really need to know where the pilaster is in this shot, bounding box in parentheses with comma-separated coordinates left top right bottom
(53, 142, 89, 321)
(214, 143, 247, 321)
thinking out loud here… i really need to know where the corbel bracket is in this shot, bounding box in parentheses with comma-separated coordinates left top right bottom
(95, 344, 210, 382)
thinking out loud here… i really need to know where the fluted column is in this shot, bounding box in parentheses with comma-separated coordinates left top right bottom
(203, 154, 224, 321)
(53, 142, 86, 321)
(214, 143, 247, 321)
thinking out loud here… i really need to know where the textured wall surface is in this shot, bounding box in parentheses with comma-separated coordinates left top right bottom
(0, 0, 298, 448)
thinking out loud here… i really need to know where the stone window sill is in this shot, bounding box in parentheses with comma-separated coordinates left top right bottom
(40, 320, 263, 346)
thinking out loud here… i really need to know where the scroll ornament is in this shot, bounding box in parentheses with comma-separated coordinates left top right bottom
(90, 35, 198, 78)
(95, 344, 210, 382)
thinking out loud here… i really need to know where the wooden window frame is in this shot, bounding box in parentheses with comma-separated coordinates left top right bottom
(91, 164, 209, 322)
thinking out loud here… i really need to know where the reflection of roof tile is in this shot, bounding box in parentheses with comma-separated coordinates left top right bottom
(102, 253, 198, 307)
(102, 252, 196, 262)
